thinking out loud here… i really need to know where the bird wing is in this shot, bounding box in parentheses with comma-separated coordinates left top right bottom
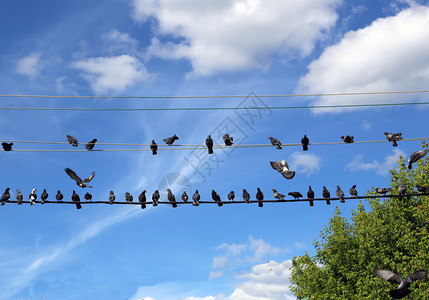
(83, 172, 96, 183)
(406, 270, 428, 282)
(375, 269, 403, 284)
(270, 161, 282, 172)
(281, 170, 295, 180)
(65, 168, 83, 184)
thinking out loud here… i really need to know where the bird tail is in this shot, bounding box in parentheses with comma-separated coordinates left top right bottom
(276, 145, 282, 150)
(172, 202, 177, 208)
(309, 200, 314, 207)
(76, 203, 82, 209)
(141, 204, 146, 209)
(340, 198, 345, 203)
(408, 162, 412, 169)
(303, 145, 308, 151)
(218, 202, 223, 207)
(152, 150, 157, 155)
(392, 140, 398, 147)
(258, 201, 263, 207)
(208, 147, 213, 154)
(326, 199, 331, 205)
(389, 288, 411, 299)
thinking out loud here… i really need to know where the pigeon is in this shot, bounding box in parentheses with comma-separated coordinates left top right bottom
(398, 183, 406, 200)
(167, 189, 177, 208)
(269, 137, 282, 150)
(336, 185, 345, 203)
(125, 192, 133, 203)
(288, 192, 303, 199)
(164, 134, 179, 146)
(323, 186, 330, 205)
(374, 268, 427, 299)
(408, 149, 427, 169)
(72, 190, 82, 209)
(152, 190, 160, 206)
(384, 132, 403, 147)
(416, 185, 429, 193)
(307, 186, 314, 207)
(192, 190, 200, 206)
(349, 185, 358, 198)
(150, 140, 158, 155)
(56, 190, 63, 202)
(65, 168, 96, 188)
(375, 188, 392, 195)
(301, 134, 309, 151)
(84, 192, 92, 202)
(29, 188, 37, 205)
(16, 189, 23, 205)
(109, 191, 115, 204)
(228, 191, 235, 202)
(85, 139, 97, 151)
(66, 135, 78, 147)
(242, 189, 250, 203)
(138, 190, 147, 209)
(222, 134, 234, 146)
(270, 160, 295, 180)
(181, 191, 189, 203)
(1, 188, 10, 205)
(256, 187, 264, 207)
(272, 189, 285, 200)
(341, 135, 354, 143)
(212, 190, 223, 207)
(1, 142, 13, 151)
(206, 135, 214, 154)
(40, 189, 48, 204)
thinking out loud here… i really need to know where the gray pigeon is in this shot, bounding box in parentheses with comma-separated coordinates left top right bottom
(164, 134, 179, 146)
(206, 135, 214, 154)
(56, 190, 63, 202)
(65, 168, 95, 188)
(228, 191, 235, 202)
(408, 149, 427, 169)
(374, 268, 427, 299)
(384, 132, 403, 147)
(109, 191, 115, 204)
(336, 185, 345, 203)
(416, 185, 429, 193)
(66, 135, 78, 147)
(269, 137, 282, 149)
(150, 140, 158, 155)
(152, 190, 160, 206)
(341, 135, 354, 143)
(85, 139, 97, 151)
(2, 142, 13, 151)
(16, 189, 23, 205)
(272, 189, 285, 200)
(212, 190, 223, 207)
(181, 191, 189, 203)
(84, 192, 92, 202)
(1, 188, 10, 205)
(307, 186, 314, 207)
(288, 192, 303, 199)
(375, 187, 392, 195)
(323, 186, 330, 205)
(41, 189, 48, 204)
(222, 134, 234, 146)
(167, 189, 177, 208)
(349, 185, 358, 198)
(301, 134, 309, 151)
(139, 190, 146, 209)
(242, 189, 250, 203)
(72, 190, 82, 209)
(192, 190, 200, 206)
(256, 188, 264, 207)
(29, 188, 37, 205)
(270, 160, 295, 180)
(398, 183, 406, 200)
(125, 192, 133, 203)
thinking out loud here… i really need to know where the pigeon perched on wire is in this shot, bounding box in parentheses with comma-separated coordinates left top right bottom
(222, 134, 234, 146)
(307, 186, 314, 206)
(375, 187, 392, 195)
(384, 132, 403, 147)
(288, 192, 303, 199)
(212, 190, 223, 207)
(1, 188, 10, 205)
(125, 192, 133, 203)
(301, 134, 309, 151)
(272, 189, 285, 200)
(256, 188, 264, 207)
(66, 135, 78, 147)
(181, 191, 188, 203)
(206, 135, 214, 154)
(416, 185, 429, 193)
(84, 192, 92, 202)
(2, 142, 13, 151)
(65, 168, 95, 188)
(374, 268, 427, 299)
(109, 191, 115, 204)
(16, 189, 23, 205)
(56, 190, 63, 202)
(150, 140, 158, 155)
(152, 190, 160, 206)
(341, 135, 354, 143)
(269, 137, 282, 150)
(336, 185, 345, 203)
(192, 190, 200, 206)
(398, 183, 406, 200)
(138, 190, 147, 209)
(72, 190, 82, 209)
(29, 188, 37, 205)
(242, 189, 250, 203)
(164, 134, 179, 146)
(41, 189, 48, 204)
(323, 186, 330, 205)
(408, 149, 427, 169)
(85, 139, 97, 151)
(349, 185, 358, 198)
(167, 189, 177, 208)
(228, 191, 235, 202)
(270, 160, 295, 179)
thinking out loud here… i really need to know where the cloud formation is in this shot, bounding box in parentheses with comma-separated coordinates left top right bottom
(289, 152, 321, 176)
(16, 52, 44, 78)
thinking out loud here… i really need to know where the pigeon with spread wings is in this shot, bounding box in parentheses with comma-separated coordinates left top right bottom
(65, 168, 95, 188)
(270, 160, 295, 179)
(374, 268, 427, 299)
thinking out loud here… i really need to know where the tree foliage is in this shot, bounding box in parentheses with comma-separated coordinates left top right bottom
(290, 143, 429, 299)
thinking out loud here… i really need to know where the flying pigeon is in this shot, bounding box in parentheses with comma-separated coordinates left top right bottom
(376, 187, 392, 195)
(138, 190, 146, 209)
(206, 135, 214, 154)
(212, 190, 223, 207)
(269, 137, 282, 150)
(349, 185, 358, 198)
(66, 135, 78, 147)
(222, 134, 234, 146)
(152, 190, 160, 206)
(85, 139, 97, 151)
(416, 185, 429, 193)
(288, 192, 303, 199)
(408, 149, 427, 169)
(336, 185, 345, 203)
(41, 189, 48, 204)
(301, 134, 309, 151)
(1, 188, 10, 205)
(398, 183, 406, 200)
(307, 186, 314, 207)
(181, 191, 188, 203)
(272, 189, 285, 201)
(29, 188, 37, 205)
(192, 190, 200, 206)
(341, 135, 354, 143)
(16, 189, 23, 205)
(150, 140, 158, 155)
(84, 192, 92, 202)
(65, 168, 96, 188)
(228, 191, 235, 202)
(125, 192, 133, 203)
(56, 190, 63, 202)
(109, 191, 115, 204)
(384, 132, 403, 147)
(270, 160, 295, 180)
(72, 190, 82, 209)
(2, 142, 13, 151)
(242, 189, 250, 203)
(374, 268, 427, 299)
(164, 134, 179, 146)
(256, 187, 264, 207)
(167, 189, 177, 208)
(323, 186, 330, 205)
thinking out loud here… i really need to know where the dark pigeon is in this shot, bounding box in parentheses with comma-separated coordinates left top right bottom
(125, 192, 133, 203)
(272, 189, 285, 201)
(181, 191, 188, 203)
(66, 135, 78, 147)
(398, 183, 406, 200)
(2, 142, 13, 151)
(164, 134, 179, 146)
(349, 185, 358, 198)
(29, 188, 37, 205)
(56, 190, 63, 202)
(301, 134, 309, 151)
(374, 268, 427, 299)
(84, 192, 92, 202)
(192, 190, 200, 206)
(228, 191, 235, 202)
(323, 186, 331, 205)
(307, 186, 315, 207)
(269, 137, 282, 150)
(341, 135, 354, 143)
(336, 185, 345, 203)
(212, 190, 223, 207)
(1, 188, 10, 205)
(138, 190, 147, 209)
(408, 149, 427, 169)
(72, 190, 82, 209)
(65, 168, 95, 188)
(242, 189, 250, 203)
(384, 132, 403, 147)
(167, 189, 177, 208)
(150, 140, 158, 155)
(16, 189, 23, 205)
(152, 190, 160, 206)
(256, 187, 264, 207)
(222, 134, 233, 146)
(375, 187, 392, 195)
(85, 139, 97, 151)
(270, 160, 295, 180)
(206, 135, 214, 154)
(416, 185, 429, 193)
(288, 192, 303, 199)
(41, 189, 48, 204)
(109, 191, 115, 204)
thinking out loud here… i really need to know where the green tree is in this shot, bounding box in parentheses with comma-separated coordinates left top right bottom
(290, 143, 429, 299)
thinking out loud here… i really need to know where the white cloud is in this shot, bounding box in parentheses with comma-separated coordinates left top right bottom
(103, 29, 138, 45)
(71, 55, 150, 94)
(16, 52, 44, 78)
(133, 0, 342, 75)
(288, 152, 321, 176)
(298, 3, 429, 113)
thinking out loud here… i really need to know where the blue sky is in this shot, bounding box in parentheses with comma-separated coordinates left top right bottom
(1, 0, 429, 299)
